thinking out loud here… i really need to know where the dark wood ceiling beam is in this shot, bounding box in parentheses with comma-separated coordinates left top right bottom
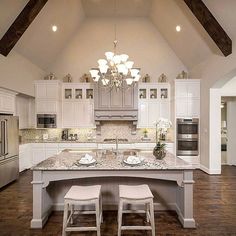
(0, 0, 48, 57)
(184, 0, 232, 57)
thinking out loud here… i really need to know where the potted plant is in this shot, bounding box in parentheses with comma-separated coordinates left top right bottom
(153, 118, 172, 159)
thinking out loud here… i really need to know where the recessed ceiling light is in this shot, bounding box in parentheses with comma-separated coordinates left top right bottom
(52, 25, 58, 32)
(176, 25, 181, 32)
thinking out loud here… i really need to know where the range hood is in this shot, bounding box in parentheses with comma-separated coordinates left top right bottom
(94, 82, 138, 134)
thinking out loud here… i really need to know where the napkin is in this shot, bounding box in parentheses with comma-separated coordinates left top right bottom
(126, 156, 141, 164)
(79, 153, 94, 164)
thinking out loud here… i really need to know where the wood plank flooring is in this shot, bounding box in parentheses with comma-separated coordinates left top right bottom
(0, 166, 236, 236)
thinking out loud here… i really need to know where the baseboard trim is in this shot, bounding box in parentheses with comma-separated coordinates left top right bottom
(200, 164, 221, 175)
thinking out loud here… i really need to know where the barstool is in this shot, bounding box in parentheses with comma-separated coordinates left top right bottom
(118, 184, 155, 236)
(62, 185, 102, 236)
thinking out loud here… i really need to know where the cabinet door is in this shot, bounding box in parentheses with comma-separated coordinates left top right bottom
(176, 98, 188, 117)
(46, 84, 58, 99)
(45, 149, 58, 159)
(16, 96, 29, 129)
(160, 101, 170, 120)
(188, 98, 200, 117)
(35, 84, 47, 99)
(32, 147, 45, 165)
(123, 87, 133, 108)
(62, 102, 75, 127)
(98, 87, 110, 108)
(82, 101, 94, 127)
(74, 102, 84, 126)
(148, 101, 160, 127)
(138, 101, 149, 127)
(111, 89, 122, 108)
(175, 83, 188, 98)
(36, 100, 57, 113)
(187, 82, 200, 98)
(0, 93, 15, 113)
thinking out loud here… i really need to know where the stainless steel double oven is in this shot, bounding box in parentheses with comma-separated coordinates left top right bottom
(177, 118, 199, 156)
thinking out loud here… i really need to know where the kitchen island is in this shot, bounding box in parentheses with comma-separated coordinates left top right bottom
(31, 150, 196, 229)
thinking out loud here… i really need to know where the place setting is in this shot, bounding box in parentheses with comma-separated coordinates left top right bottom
(122, 155, 145, 167)
(74, 153, 97, 167)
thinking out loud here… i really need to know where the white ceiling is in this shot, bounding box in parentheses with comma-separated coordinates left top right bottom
(81, 0, 152, 17)
(0, 0, 235, 71)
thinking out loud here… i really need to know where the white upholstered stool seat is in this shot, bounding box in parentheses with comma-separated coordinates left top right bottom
(62, 185, 102, 236)
(118, 184, 155, 236)
(64, 185, 101, 201)
(119, 184, 154, 199)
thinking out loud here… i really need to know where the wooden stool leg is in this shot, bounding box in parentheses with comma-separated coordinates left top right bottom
(62, 202, 69, 236)
(146, 203, 150, 223)
(95, 200, 101, 236)
(99, 194, 103, 223)
(149, 200, 155, 236)
(70, 204, 74, 224)
(118, 200, 123, 236)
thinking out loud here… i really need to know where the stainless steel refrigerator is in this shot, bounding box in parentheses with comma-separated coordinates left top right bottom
(0, 115, 19, 188)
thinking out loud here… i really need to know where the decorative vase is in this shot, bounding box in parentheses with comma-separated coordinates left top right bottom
(153, 142, 166, 160)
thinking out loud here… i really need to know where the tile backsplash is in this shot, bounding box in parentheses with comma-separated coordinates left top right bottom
(20, 121, 173, 142)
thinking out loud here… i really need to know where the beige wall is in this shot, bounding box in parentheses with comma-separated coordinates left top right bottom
(190, 43, 236, 169)
(49, 17, 186, 82)
(0, 51, 45, 96)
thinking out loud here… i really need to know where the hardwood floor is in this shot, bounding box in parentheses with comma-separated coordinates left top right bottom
(0, 166, 236, 236)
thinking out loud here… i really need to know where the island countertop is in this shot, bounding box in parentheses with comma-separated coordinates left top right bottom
(32, 150, 195, 171)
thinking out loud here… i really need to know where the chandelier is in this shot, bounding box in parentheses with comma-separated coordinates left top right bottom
(89, 1, 140, 89)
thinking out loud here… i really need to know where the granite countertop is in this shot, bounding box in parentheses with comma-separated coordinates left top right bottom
(32, 150, 194, 171)
(20, 139, 174, 145)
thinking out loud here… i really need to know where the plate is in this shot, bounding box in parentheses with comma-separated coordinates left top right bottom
(123, 159, 142, 166)
(78, 158, 96, 165)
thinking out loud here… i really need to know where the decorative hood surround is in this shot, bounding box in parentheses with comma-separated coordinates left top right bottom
(94, 81, 138, 134)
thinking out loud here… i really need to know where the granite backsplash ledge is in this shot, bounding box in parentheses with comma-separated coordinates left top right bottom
(19, 121, 174, 143)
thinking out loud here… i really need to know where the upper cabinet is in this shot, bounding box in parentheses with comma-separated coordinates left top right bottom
(62, 83, 95, 128)
(35, 80, 61, 100)
(16, 95, 35, 129)
(0, 88, 17, 115)
(137, 83, 170, 128)
(175, 79, 200, 118)
(94, 81, 138, 121)
(35, 80, 62, 128)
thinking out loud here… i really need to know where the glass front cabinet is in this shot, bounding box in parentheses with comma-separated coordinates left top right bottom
(138, 83, 170, 128)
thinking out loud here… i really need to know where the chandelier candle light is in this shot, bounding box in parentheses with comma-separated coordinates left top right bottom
(89, 40, 140, 90)
(89, 0, 140, 90)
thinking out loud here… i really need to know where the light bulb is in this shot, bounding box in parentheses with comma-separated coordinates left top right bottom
(176, 25, 181, 32)
(52, 25, 58, 32)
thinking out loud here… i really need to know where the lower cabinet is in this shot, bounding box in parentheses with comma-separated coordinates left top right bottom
(19, 144, 31, 172)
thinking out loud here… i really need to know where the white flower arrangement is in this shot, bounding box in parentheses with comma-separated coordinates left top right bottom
(154, 118, 172, 144)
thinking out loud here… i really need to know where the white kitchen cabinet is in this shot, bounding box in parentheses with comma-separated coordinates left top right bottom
(31, 144, 45, 166)
(62, 83, 95, 128)
(138, 83, 170, 128)
(35, 80, 62, 127)
(19, 144, 32, 172)
(175, 79, 200, 118)
(0, 89, 17, 114)
(36, 100, 58, 114)
(16, 95, 36, 129)
(45, 143, 59, 159)
(35, 80, 61, 100)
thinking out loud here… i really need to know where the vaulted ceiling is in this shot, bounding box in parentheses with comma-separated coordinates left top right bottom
(0, 0, 234, 71)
